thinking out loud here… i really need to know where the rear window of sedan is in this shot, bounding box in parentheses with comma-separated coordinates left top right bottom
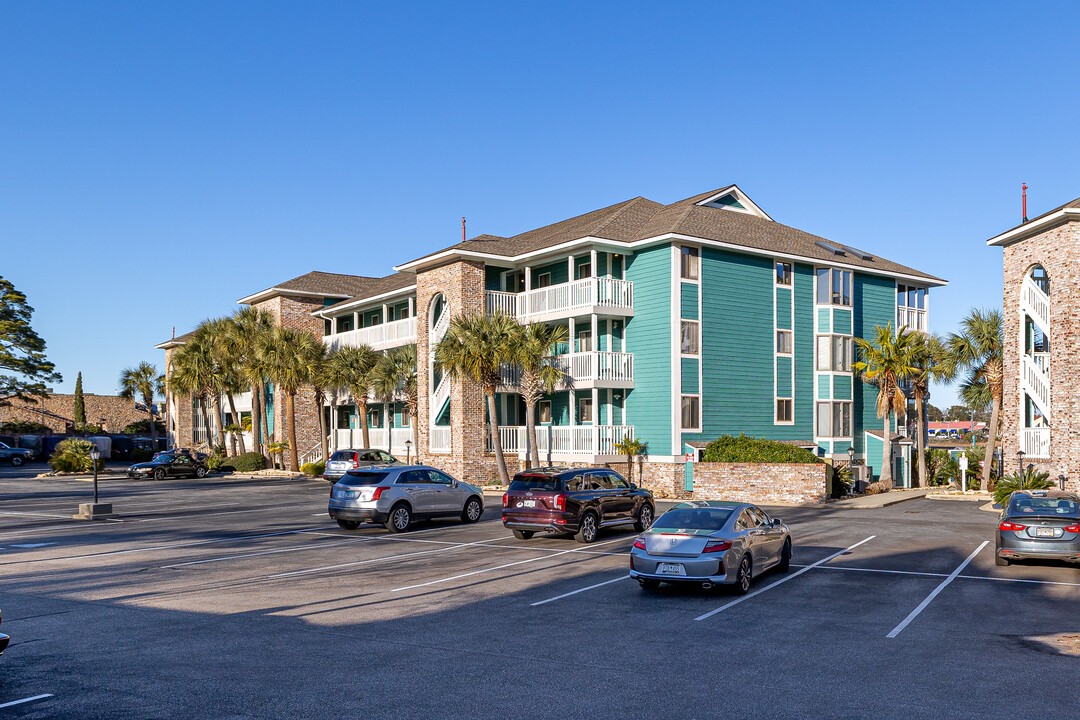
(653, 508, 734, 531)
(1009, 497, 1079, 517)
(340, 470, 390, 486)
(329, 451, 356, 461)
(509, 476, 564, 492)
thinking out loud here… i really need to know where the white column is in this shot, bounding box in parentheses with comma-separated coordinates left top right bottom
(568, 317, 576, 353)
(331, 405, 337, 451)
(568, 254, 575, 281)
(524, 266, 531, 293)
(592, 386, 600, 455)
(382, 304, 389, 324)
(353, 310, 360, 329)
(408, 296, 415, 317)
(590, 248, 597, 276)
(591, 314, 598, 353)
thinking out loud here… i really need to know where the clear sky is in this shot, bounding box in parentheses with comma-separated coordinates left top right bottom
(2, 1, 1078, 409)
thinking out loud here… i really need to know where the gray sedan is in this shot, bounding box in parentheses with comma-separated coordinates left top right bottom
(629, 500, 791, 594)
(996, 490, 1080, 566)
(328, 464, 484, 532)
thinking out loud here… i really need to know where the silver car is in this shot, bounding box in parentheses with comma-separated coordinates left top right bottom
(629, 500, 791, 594)
(323, 449, 400, 484)
(328, 464, 484, 532)
(996, 490, 1080, 566)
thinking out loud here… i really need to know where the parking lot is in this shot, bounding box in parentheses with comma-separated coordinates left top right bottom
(0, 468, 1078, 719)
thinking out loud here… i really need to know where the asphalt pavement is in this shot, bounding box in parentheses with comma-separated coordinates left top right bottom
(0, 464, 1077, 719)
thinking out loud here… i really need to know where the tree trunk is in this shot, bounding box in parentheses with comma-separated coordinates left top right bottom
(146, 392, 158, 446)
(213, 394, 227, 451)
(914, 393, 926, 488)
(408, 393, 419, 451)
(983, 394, 1001, 492)
(358, 398, 371, 449)
(227, 392, 246, 455)
(626, 454, 634, 485)
(487, 390, 510, 485)
(251, 384, 263, 456)
(316, 390, 328, 464)
(524, 399, 538, 469)
(199, 396, 212, 450)
(881, 414, 894, 487)
(261, 385, 272, 455)
(287, 391, 300, 472)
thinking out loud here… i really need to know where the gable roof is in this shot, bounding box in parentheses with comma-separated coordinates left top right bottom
(396, 185, 945, 284)
(154, 329, 197, 350)
(987, 195, 1080, 247)
(237, 271, 376, 305)
(315, 272, 417, 316)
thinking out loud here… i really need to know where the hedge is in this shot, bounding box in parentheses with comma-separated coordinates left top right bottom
(300, 461, 326, 477)
(231, 452, 268, 473)
(701, 435, 823, 464)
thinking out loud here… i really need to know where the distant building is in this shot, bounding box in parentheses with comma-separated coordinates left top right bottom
(927, 421, 987, 436)
(0, 393, 151, 434)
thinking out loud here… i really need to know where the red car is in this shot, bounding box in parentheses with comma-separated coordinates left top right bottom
(502, 467, 654, 543)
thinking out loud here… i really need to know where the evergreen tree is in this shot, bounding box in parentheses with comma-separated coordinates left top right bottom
(73, 372, 86, 425)
(0, 276, 61, 406)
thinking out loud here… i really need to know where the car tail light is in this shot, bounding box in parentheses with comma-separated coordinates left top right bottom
(1000, 521, 1026, 532)
(502, 493, 508, 508)
(554, 494, 566, 511)
(702, 540, 733, 554)
(1065, 524, 1080, 533)
(372, 487, 386, 501)
(633, 537, 646, 551)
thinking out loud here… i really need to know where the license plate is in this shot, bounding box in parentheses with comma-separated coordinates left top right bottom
(1036, 527, 1055, 538)
(657, 563, 686, 576)
(522, 499, 536, 508)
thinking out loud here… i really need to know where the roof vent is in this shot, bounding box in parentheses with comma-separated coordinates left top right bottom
(840, 244, 874, 261)
(814, 240, 846, 256)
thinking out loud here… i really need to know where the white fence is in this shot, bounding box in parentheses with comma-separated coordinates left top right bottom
(334, 427, 415, 454)
(485, 277, 633, 320)
(1020, 428, 1050, 459)
(429, 426, 451, 454)
(489, 424, 634, 457)
(324, 316, 417, 352)
(499, 351, 634, 387)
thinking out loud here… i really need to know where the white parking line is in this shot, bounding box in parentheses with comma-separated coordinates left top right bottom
(694, 536, 876, 621)
(799, 561, 1080, 588)
(530, 575, 630, 606)
(267, 537, 509, 579)
(391, 536, 631, 592)
(160, 537, 375, 568)
(886, 541, 989, 638)
(0, 694, 53, 709)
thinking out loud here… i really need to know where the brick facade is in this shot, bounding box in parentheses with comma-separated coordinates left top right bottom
(1001, 219, 1080, 491)
(0, 393, 151, 434)
(688, 462, 829, 504)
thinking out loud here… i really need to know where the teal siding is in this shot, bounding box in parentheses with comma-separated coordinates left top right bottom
(833, 374, 852, 401)
(484, 265, 503, 291)
(777, 356, 793, 397)
(776, 287, 792, 330)
(597, 253, 608, 277)
(574, 256, 591, 278)
(834, 308, 852, 335)
(792, 264, 815, 436)
(853, 273, 897, 455)
(817, 307, 830, 333)
(818, 374, 831, 399)
(532, 260, 568, 287)
(624, 246, 672, 454)
(681, 358, 699, 393)
(681, 283, 699, 320)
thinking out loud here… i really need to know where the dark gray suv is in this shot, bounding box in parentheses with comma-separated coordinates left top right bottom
(328, 464, 484, 532)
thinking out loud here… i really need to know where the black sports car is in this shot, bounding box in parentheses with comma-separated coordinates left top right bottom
(128, 453, 209, 480)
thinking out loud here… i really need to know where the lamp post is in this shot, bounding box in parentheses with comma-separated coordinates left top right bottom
(1016, 449, 1026, 476)
(846, 445, 856, 495)
(89, 446, 101, 504)
(405, 439, 412, 464)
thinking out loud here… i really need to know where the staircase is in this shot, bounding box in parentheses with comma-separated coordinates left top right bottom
(1018, 274, 1051, 457)
(428, 303, 452, 434)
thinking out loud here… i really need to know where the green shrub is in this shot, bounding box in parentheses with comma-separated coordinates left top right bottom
(300, 461, 326, 477)
(121, 419, 166, 435)
(206, 453, 227, 472)
(0, 420, 50, 434)
(993, 467, 1054, 506)
(702, 435, 823, 464)
(230, 452, 267, 473)
(49, 439, 106, 473)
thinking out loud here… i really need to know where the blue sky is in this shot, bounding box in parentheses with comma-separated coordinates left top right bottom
(2, 1, 1077, 409)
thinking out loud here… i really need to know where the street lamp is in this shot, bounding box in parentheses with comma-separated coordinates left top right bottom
(405, 439, 413, 464)
(1017, 449, 1026, 476)
(88, 446, 101, 504)
(846, 445, 856, 494)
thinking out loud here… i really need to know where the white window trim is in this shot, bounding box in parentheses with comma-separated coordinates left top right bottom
(814, 266, 853, 308)
(680, 319, 700, 357)
(815, 400, 854, 440)
(775, 398, 794, 425)
(538, 400, 552, 425)
(680, 246, 701, 283)
(680, 394, 701, 431)
(775, 260, 793, 287)
(776, 329, 793, 356)
(536, 272, 552, 288)
(774, 258, 796, 426)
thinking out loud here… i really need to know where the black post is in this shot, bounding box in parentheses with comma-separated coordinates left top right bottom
(93, 460, 99, 504)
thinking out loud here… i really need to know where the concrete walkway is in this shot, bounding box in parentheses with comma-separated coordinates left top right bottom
(831, 487, 935, 509)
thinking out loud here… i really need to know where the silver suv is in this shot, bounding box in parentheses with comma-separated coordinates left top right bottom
(328, 465, 484, 532)
(323, 448, 400, 484)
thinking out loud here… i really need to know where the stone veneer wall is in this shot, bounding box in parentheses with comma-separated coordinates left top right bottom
(1001, 219, 1080, 492)
(0, 393, 152, 434)
(164, 346, 192, 447)
(689, 463, 829, 504)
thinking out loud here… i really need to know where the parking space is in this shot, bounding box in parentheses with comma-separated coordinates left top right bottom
(0, 473, 1077, 718)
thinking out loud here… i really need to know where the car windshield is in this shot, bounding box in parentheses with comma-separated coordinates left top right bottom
(509, 476, 563, 492)
(1009, 497, 1079, 518)
(329, 451, 354, 461)
(653, 508, 734, 531)
(340, 470, 391, 486)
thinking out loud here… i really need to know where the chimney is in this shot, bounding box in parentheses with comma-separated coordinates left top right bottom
(1022, 183, 1028, 223)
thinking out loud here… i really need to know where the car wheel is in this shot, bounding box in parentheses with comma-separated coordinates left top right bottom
(461, 497, 483, 524)
(336, 519, 360, 530)
(153, 468, 166, 481)
(574, 512, 599, 544)
(195, 466, 207, 478)
(777, 538, 792, 572)
(634, 504, 654, 532)
(386, 503, 412, 533)
(10, 455, 24, 467)
(733, 554, 753, 595)
(995, 554, 1010, 567)
(512, 529, 534, 540)
(638, 578, 661, 591)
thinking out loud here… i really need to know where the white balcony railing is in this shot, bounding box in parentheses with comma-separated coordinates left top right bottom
(324, 316, 417, 352)
(485, 277, 633, 320)
(429, 426, 451, 454)
(1020, 428, 1050, 459)
(489, 425, 634, 457)
(499, 351, 634, 388)
(1021, 274, 1050, 331)
(896, 307, 927, 333)
(333, 427, 415, 454)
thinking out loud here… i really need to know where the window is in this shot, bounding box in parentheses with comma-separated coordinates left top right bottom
(681, 247, 700, 280)
(538, 400, 552, 424)
(397, 470, 430, 484)
(897, 284, 928, 332)
(504, 271, 526, 292)
(681, 320, 700, 355)
(577, 397, 593, 423)
(776, 330, 792, 355)
(816, 401, 852, 437)
(427, 470, 454, 485)
(776, 398, 793, 423)
(537, 273, 551, 288)
(816, 268, 851, 306)
(576, 330, 592, 352)
(324, 319, 332, 336)
(776, 261, 792, 285)
(681, 395, 700, 430)
(816, 335, 853, 371)
(336, 315, 353, 333)
(400, 407, 410, 427)
(575, 262, 591, 280)
(368, 408, 382, 427)
(609, 473, 629, 489)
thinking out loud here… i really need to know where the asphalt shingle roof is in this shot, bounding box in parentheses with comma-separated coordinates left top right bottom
(271, 271, 377, 297)
(320, 272, 417, 313)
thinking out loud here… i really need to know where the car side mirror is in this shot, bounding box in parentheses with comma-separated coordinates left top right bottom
(772, 518, 783, 528)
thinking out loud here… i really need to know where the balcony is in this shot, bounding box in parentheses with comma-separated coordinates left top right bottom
(488, 424, 635, 460)
(486, 277, 634, 322)
(896, 307, 928, 333)
(499, 351, 634, 390)
(333, 427, 415, 453)
(324, 316, 417, 352)
(1020, 428, 1050, 459)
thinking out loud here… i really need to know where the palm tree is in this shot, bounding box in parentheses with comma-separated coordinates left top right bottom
(260, 326, 320, 471)
(169, 327, 219, 450)
(118, 361, 164, 446)
(324, 344, 380, 449)
(308, 342, 331, 464)
(373, 344, 419, 449)
(436, 312, 520, 485)
(942, 308, 1004, 492)
(614, 436, 647, 485)
(510, 322, 569, 467)
(853, 323, 918, 488)
(205, 317, 247, 455)
(230, 307, 275, 458)
(907, 333, 948, 488)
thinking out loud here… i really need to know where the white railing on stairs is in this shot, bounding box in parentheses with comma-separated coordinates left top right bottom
(298, 440, 324, 467)
(1022, 354, 1051, 419)
(1020, 428, 1050, 459)
(1021, 275, 1050, 331)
